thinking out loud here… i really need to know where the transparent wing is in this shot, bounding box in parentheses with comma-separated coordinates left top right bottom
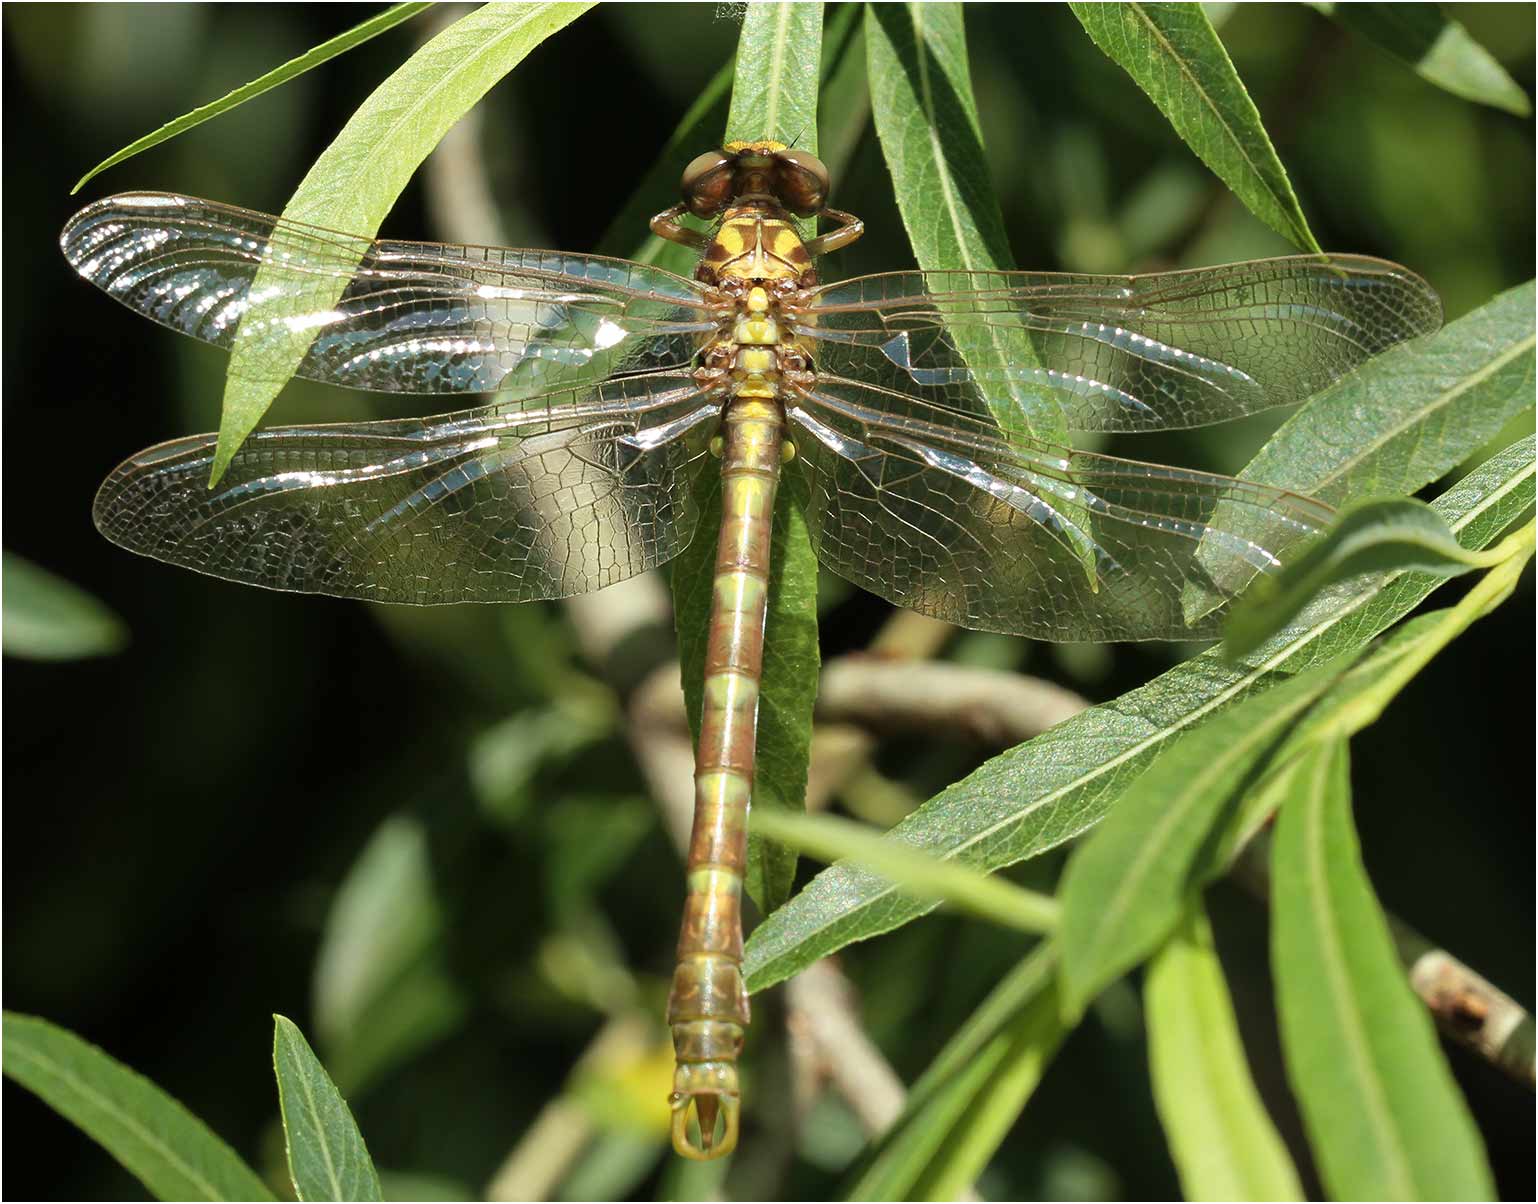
(61, 193, 718, 396)
(785, 375, 1334, 642)
(94, 372, 722, 603)
(790, 256, 1441, 432)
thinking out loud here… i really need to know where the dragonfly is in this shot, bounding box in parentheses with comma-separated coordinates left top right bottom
(61, 141, 1441, 1159)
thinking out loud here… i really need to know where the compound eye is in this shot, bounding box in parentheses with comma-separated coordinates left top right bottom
(681, 150, 735, 217)
(773, 149, 830, 216)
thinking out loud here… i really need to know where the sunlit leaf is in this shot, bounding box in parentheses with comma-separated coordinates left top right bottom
(750, 808, 1059, 935)
(845, 946, 1065, 1201)
(1069, 2, 1320, 251)
(1055, 656, 1350, 1016)
(2, 551, 127, 660)
(1144, 906, 1303, 1201)
(2, 1012, 274, 1201)
(71, 4, 434, 193)
(212, 2, 594, 482)
(865, 3, 1059, 441)
(1270, 743, 1496, 1199)
(273, 1015, 382, 1202)
(1223, 497, 1504, 658)
(1236, 280, 1533, 506)
(726, 2, 823, 159)
(1311, 2, 1531, 116)
(743, 437, 1533, 992)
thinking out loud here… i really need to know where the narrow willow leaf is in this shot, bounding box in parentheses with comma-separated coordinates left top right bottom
(1055, 655, 1352, 1016)
(2, 551, 128, 660)
(1145, 906, 1303, 1202)
(1213, 526, 1534, 871)
(1311, 2, 1531, 116)
(670, 5, 826, 916)
(273, 1016, 382, 1202)
(1069, 2, 1320, 251)
(71, 3, 434, 193)
(1271, 744, 1496, 1200)
(726, 2, 824, 154)
(864, 4, 1059, 440)
(750, 809, 1059, 935)
(1223, 497, 1502, 658)
(1238, 280, 1533, 505)
(608, 3, 859, 273)
(310, 815, 467, 1094)
(742, 437, 1532, 992)
(846, 946, 1065, 1202)
(212, 2, 594, 482)
(2, 1012, 274, 1201)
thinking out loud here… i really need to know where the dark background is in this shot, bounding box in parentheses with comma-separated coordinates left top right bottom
(4, 4, 1533, 1200)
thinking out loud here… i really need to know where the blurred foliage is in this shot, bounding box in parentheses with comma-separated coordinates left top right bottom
(3, 3, 1533, 1200)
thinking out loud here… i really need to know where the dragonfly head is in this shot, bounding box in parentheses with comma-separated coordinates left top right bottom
(669, 1062, 741, 1159)
(681, 142, 831, 220)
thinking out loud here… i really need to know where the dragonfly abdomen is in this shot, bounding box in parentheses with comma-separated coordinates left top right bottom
(667, 390, 786, 1159)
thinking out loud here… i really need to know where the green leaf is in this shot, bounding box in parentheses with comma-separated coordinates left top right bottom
(2, 1011, 274, 1201)
(750, 808, 1059, 935)
(71, 4, 434, 193)
(1068, 2, 1320, 251)
(742, 435, 1533, 993)
(1055, 655, 1352, 1016)
(726, 1, 824, 153)
(845, 946, 1067, 1201)
(310, 815, 468, 1094)
(211, 2, 593, 482)
(1237, 279, 1534, 506)
(865, 4, 1059, 440)
(1312, 2, 1531, 117)
(1270, 743, 1496, 1200)
(669, 4, 827, 916)
(2, 551, 128, 660)
(273, 1015, 383, 1202)
(1144, 906, 1303, 1202)
(1223, 497, 1505, 658)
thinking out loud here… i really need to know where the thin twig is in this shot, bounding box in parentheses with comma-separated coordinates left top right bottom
(818, 656, 1089, 744)
(784, 960, 907, 1136)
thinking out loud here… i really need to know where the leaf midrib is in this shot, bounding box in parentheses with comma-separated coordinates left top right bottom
(1123, 2, 1299, 240)
(292, 1047, 347, 1200)
(761, 3, 794, 137)
(1298, 751, 1417, 1198)
(748, 461, 1528, 978)
(1311, 331, 1536, 496)
(314, 5, 552, 209)
(4, 1040, 232, 1201)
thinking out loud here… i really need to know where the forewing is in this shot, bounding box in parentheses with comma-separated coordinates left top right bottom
(61, 193, 717, 397)
(791, 256, 1441, 433)
(94, 373, 721, 603)
(786, 376, 1333, 642)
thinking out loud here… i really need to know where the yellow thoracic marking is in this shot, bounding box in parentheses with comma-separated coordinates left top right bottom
(738, 347, 775, 375)
(746, 286, 769, 314)
(734, 313, 779, 345)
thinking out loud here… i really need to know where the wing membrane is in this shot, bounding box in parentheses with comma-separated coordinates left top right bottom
(94, 372, 721, 603)
(61, 193, 717, 396)
(786, 375, 1332, 641)
(790, 256, 1441, 432)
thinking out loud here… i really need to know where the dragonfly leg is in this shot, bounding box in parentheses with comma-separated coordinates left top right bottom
(651, 203, 710, 250)
(805, 206, 864, 256)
